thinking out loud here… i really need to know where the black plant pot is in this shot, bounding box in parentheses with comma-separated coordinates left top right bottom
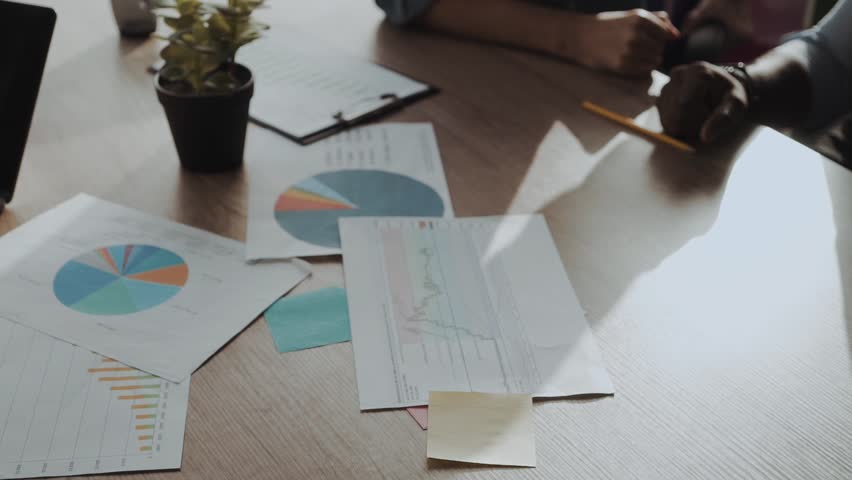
(155, 64, 254, 173)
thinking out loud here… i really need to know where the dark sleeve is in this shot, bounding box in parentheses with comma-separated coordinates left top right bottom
(782, 0, 852, 130)
(374, 0, 435, 25)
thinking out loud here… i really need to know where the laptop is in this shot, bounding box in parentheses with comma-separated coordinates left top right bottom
(0, 0, 55, 213)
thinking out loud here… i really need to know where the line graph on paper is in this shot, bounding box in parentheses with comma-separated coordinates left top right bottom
(377, 219, 541, 402)
(0, 319, 188, 479)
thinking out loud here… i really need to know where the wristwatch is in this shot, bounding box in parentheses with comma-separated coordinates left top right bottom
(723, 62, 759, 108)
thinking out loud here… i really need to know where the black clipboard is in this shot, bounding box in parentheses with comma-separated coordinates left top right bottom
(253, 86, 438, 145)
(148, 62, 439, 146)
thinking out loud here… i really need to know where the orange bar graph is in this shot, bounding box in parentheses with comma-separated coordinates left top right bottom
(140, 446, 152, 452)
(110, 384, 161, 391)
(88, 367, 134, 373)
(136, 414, 156, 420)
(98, 375, 156, 382)
(118, 394, 159, 400)
(138, 435, 153, 441)
(136, 424, 155, 430)
(131, 404, 157, 410)
(101, 358, 118, 363)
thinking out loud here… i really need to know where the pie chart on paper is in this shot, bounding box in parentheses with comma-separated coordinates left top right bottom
(274, 170, 445, 248)
(53, 245, 189, 316)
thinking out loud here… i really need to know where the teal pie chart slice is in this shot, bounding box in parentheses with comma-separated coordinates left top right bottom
(274, 170, 445, 248)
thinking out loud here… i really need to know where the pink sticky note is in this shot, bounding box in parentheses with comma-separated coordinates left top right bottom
(407, 407, 428, 430)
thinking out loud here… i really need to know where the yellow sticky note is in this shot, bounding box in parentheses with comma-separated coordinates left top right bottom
(426, 391, 535, 467)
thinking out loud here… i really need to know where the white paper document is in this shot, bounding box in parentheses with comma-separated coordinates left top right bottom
(246, 123, 454, 261)
(0, 194, 310, 382)
(0, 319, 189, 479)
(238, 28, 432, 142)
(340, 215, 614, 410)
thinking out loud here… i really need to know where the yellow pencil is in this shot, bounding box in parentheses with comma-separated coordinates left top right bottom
(581, 101, 695, 153)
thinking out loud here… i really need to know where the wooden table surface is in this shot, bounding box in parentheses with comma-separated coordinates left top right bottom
(4, 0, 852, 478)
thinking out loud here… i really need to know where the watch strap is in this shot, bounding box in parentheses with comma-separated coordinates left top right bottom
(723, 62, 759, 108)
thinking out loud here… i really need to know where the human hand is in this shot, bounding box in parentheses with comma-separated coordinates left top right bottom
(657, 62, 749, 143)
(683, 0, 753, 41)
(570, 9, 680, 77)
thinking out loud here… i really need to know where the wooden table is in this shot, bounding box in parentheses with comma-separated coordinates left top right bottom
(5, 1, 852, 478)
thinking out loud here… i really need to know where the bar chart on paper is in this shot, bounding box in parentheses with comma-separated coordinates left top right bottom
(340, 216, 614, 410)
(344, 218, 542, 408)
(0, 319, 189, 479)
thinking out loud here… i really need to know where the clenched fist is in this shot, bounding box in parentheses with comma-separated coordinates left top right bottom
(567, 9, 680, 77)
(657, 61, 749, 143)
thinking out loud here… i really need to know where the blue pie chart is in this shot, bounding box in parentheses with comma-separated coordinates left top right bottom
(53, 245, 189, 316)
(274, 170, 445, 248)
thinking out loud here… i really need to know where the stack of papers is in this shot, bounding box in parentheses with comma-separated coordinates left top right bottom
(340, 215, 614, 410)
(0, 194, 310, 477)
(0, 195, 310, 382)
(246, 123, 454, 260)
(0, 123, 615, 474)
(0, 318, 189, 478)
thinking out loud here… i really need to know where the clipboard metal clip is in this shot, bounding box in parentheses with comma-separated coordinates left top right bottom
(287, 89, 433, 145)
(331, 93, 402, 126)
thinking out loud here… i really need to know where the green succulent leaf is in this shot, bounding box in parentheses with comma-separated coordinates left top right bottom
(176, 0, 201, 16)
(203, 71, 240, 93)
(200, 55, 225, 76)
(191, 21, 210, 42)
(210, 12, 230, 32)
(214, 6, 244, 16)
(160, 43, 195, 63)
(155, 0, 266, 94)
(151, 0, 178, 9)
(163, 15, 195, 31)
(160, 64, 189, 82)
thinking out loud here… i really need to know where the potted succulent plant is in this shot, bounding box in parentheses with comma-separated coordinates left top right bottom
(153, 0, 267, 173)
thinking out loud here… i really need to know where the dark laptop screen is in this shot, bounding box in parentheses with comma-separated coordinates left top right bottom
(0, 1, 55, 204)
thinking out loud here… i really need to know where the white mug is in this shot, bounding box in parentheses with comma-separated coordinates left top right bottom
(111, 0, 155, 37)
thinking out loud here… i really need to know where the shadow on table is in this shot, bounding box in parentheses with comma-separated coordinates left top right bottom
(824, 161, 852, 369)
(369, 16, 753, 325)
(367, 22, 656, 215)
(369, 18, 657, 118)
(367, 20, 757, 329)
(537, 126, 753, 324)
(426, 458, 528, 471)
(532, 393, 611, 405)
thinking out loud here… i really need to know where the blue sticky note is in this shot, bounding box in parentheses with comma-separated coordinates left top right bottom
(264, 287, 351, 353)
